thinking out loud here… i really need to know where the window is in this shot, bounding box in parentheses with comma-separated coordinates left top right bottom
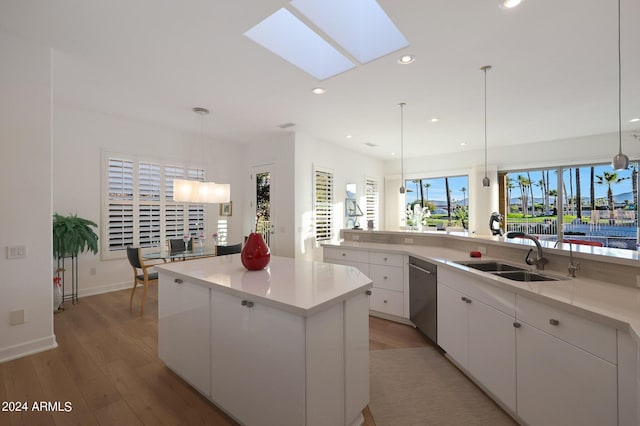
(365, 179, 379, 229)
(103, 154, 206, 259)
(404, 175, 469, 230)
(314, 168, 334, 241)
(501, 162, 639, 250)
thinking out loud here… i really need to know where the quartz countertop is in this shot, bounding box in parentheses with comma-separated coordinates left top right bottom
(324, 241, 640, 344)
(155, 254, 372, 317)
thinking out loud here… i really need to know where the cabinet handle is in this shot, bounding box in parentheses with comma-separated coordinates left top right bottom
(174, 278, 183, 284)
(465, 298, 472, 304)
(383, 276, 388, 280)
(342, 253, 346, 257)
(513, 322, 521, 328)
(241, 300, 254, 308)
(461, 296, 467, 302)
(383, 257, 388, 261)
(549, 318, 559, 326)
(383, 300, 388, 304)
(365, 290, 372, 296)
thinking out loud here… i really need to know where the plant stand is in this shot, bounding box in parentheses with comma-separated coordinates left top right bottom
(57, 254, 78, 305)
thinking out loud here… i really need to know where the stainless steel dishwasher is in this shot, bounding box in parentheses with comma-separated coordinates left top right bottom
(409, 256, 438, 343)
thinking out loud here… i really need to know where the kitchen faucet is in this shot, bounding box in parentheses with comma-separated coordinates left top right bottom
(505, 231, 547, 270)
(554, 240, 580, 277)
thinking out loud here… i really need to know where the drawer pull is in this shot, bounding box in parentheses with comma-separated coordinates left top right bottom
(241, 300, 254, 307)
(342, 253, 346, 257)
(513, 321, 521, 328)
(384, 300, 388, 304)
(383, 276, 388, 280)
(383, 257, 388, 261)
(549, 318, 559, 326)
(174, 278, 183, 284)
(365, 290, 372, 296)
(461, 296, 472, 304)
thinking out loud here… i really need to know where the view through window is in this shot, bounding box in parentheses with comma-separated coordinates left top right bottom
(404, 175, 469, 230)
(502, 162, 639, 250)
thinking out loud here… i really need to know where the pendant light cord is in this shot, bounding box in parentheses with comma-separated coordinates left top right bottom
(617, 0, 622, 155)
(484, 68, 488, 178)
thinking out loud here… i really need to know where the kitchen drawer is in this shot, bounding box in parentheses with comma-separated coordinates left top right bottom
(369, 264, 403, 292)
(439, 268, 515, 316)
(516, 295, 616, 364)
(369, 288, 404, 317)
(369, 252, 404, 268)
(323, 247, 370, 264)
(325, 258, 369, 276)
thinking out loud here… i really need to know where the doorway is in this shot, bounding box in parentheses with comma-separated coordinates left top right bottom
(251, 164, 277, 255)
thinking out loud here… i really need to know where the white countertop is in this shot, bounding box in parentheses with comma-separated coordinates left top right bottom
(325, 241, 640, 344)
(155, 254, 373, 317)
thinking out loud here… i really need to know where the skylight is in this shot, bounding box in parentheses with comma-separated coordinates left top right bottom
(244, 0, 409, 80)
(290, 0, 409, 64)
(244, 8, 356, 81)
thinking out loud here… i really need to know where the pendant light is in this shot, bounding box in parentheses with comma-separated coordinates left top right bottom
(399, 102, 406, 194)
(612, 0, 629, 171)
(481, 65, 492, 187)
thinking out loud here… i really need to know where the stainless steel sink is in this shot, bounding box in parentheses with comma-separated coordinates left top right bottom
(456, 260, 528, 272)
(491, 270, 566, 282)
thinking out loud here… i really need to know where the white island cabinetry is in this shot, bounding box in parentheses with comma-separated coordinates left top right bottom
(157, 255, 372, 426)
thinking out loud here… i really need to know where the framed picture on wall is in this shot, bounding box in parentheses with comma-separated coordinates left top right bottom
(220, 201, 232, 217)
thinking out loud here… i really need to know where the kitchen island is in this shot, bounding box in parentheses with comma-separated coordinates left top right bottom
(155, 254, 373, 426)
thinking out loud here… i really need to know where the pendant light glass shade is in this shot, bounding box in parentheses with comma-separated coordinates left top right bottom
(612, 0, 629, 171)
(173, 179, 199, 202)
(399, 102, 406, 194)
(481, 65, 492, 187)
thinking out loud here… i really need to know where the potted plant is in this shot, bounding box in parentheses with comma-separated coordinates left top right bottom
(52, 213, 99, 259)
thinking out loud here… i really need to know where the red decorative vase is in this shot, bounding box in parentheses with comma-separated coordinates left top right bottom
(241, 233, 271, 270)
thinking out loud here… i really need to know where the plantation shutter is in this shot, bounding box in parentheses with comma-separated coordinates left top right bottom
(365, 179, 379, 229)
(139, 162, 161, 247)
(315, 169, 334, 242)
(107, 158, 134, 251)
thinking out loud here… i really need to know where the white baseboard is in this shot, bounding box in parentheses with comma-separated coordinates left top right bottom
(0, 334, 58, 364)
(77, 281, 130, 298)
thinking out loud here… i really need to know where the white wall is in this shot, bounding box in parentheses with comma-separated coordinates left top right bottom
(294, 133, 385, 261)
(0, 33, 56, 362)
(383, 132, 640, 235)
(53, 105, 245, 296)
(242, 133, 296, 258)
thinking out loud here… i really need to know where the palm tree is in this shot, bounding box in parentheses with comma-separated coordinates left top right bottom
(460, 187, 467, 207)
(423, 182, 431, 207)
(506, 178, 515, 213)
(595, 171, 629, 212)
(526, 171, 535, 216)
(517, 175, 530, 217)
(549, 189, 558, 214)
(590, 166, 596, 212)
(575, 168, 582, 219)
(445, 177, 452, 220)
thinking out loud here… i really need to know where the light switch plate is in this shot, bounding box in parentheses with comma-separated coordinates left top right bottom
(7, 245, 27, 259)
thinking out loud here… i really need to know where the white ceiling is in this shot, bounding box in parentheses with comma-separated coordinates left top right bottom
(1, 0, 639, 159)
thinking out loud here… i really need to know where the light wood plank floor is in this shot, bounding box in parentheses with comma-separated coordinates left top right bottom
(1, 286, 430, 426)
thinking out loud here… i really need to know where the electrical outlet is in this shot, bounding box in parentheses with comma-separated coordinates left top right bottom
(404, 238, 413, 244)
(477, 246, 487, 255)
(10, 309, 24, 325)
(352, 235, 360, 241)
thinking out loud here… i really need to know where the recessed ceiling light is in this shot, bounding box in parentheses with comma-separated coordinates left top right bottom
(312, 87, 326, 95)
(346, 134, 353, 139)
(460, 142, 466, 146)
(430, 117, 440, 123)
(391, 152, 396, 156)
(398, 55, 415, 64)
(630, 118, 640, 123)
(500, 0, 523, 9)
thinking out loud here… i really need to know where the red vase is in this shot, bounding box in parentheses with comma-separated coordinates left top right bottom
(241, 233, 271, 270)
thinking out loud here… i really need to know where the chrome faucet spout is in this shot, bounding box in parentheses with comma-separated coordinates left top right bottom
(505, 231, 547, 270)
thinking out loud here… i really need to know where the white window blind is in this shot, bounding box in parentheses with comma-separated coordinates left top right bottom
(365, 179, 379, 229)
(314, 168, 334, 242)
(103, 154, 207, 259)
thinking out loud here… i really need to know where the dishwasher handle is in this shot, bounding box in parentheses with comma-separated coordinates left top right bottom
(408, 263, 432, 275)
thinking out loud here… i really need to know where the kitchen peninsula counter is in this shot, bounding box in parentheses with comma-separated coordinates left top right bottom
(155, 254, 372, 426)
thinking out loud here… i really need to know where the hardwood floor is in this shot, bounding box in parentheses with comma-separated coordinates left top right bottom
(1, 286, 430, 426)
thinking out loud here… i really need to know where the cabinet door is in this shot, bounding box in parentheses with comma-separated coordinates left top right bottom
(516, 322, 617, 426)
(210, 289, 251, 424)
(249, 301, 305, 426)
(436, 283, 469, 368)
(344, 293, 370, 425)
(468, 300, 516, 412)
(158, 276, 211, 397)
